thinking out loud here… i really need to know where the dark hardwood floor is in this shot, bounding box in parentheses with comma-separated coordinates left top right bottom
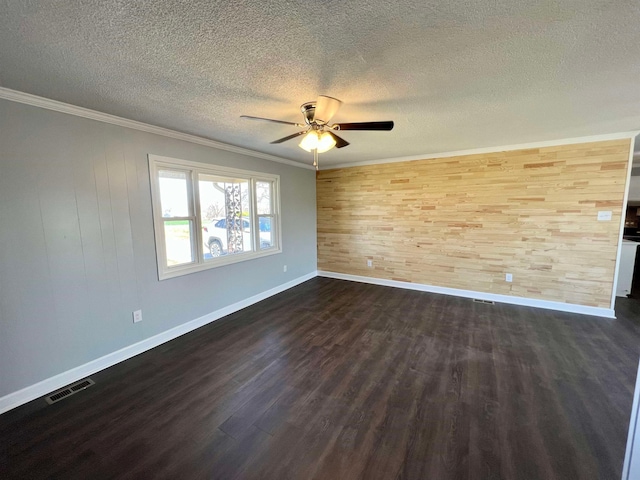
(2, 277, 640, 479)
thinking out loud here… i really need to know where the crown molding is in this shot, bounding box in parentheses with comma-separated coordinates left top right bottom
(0, 87, 315, 170)
(2, 87, 636, 173)
(324, 130, 640, 170)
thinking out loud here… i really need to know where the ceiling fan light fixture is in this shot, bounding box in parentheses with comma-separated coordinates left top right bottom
(317, 132, 337, 153)
(299, 131, 336, 153)
(299, 131, 319, 152)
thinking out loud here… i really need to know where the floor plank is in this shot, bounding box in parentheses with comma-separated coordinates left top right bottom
(1, 277, 640, 479)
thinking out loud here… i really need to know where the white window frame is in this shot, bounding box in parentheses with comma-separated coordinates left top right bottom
(148, 154, 282, 280)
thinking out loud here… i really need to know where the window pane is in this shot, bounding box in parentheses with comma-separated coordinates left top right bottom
(256, 181, 272, 215)
(198, 174, 252, 257)
(159, 170, 190, 217)
(164, 220, 193, 266)
(258, 216, 273, 249)
(150, 154, 281, 279)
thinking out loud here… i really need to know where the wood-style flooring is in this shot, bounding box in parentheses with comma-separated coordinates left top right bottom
(1, 277, 640, 479)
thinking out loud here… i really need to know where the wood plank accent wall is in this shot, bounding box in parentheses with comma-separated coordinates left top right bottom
(317, 139, 631, 308)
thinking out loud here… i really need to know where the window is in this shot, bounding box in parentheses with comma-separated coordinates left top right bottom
(149, 154, 281, 279)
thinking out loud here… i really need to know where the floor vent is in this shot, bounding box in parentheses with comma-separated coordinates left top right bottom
(473, 298, 495, 305)
(45, 378, 95, 405)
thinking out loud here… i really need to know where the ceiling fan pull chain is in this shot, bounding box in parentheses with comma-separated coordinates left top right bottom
(313, 149, 318, 170)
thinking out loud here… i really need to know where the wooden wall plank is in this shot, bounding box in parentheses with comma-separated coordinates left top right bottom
(316, 140, 631, 308)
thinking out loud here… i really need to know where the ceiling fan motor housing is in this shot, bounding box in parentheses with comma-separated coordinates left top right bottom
(300, 102, 316, 125)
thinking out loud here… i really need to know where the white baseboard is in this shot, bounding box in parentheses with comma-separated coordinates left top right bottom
(1, 269, 615, 414)
(317, 270, 616, 319)
(0, 271, 318, 415)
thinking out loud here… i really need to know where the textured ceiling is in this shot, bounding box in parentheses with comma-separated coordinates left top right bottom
(1, 0, 639, 168)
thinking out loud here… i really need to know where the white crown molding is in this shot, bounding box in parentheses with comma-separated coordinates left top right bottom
(317, 270, 616, 318)
(0, 271, 318, 415)
(0, 87, 315, 171)
(324, 131, 640, 170)
(3, 87, 635, 173)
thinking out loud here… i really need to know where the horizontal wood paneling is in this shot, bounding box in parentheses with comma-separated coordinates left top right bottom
(317, 139, 631, 308)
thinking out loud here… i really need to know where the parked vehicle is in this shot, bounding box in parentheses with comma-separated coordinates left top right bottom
(203, 217, 272, 257)
(258, 217, 272, 249)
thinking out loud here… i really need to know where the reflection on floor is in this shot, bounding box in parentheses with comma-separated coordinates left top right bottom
(2, 277, 640, 479)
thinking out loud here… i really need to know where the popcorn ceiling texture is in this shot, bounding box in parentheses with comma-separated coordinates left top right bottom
(0, 0, 639, 167)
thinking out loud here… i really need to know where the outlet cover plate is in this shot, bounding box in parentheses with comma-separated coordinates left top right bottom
(597, 211, 612, 221)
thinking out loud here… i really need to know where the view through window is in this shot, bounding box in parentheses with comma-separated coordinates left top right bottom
(149, 155, 281, 279)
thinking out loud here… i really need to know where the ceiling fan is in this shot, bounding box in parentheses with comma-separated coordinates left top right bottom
(241, 95, 394, 169)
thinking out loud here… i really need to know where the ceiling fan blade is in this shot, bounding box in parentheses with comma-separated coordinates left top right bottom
(335, 121, 394, 131)
(270, 131, 307, 144)
(314, 95, 343, 124)
(327, 131, 350, 149)
(241, 115, 302, 127)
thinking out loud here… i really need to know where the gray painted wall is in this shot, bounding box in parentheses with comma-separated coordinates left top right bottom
(0, 99, 317, 398)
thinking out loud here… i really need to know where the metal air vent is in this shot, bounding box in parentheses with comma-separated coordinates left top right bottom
(473, 298, 495, 305)
(45, 378, 95, 405)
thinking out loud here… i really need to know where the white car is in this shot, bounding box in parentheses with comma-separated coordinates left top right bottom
(203, 218, 272, 257)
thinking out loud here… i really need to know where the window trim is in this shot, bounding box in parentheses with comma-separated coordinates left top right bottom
(148, 154, 282, 280)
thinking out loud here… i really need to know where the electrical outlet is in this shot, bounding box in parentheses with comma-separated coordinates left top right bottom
(133, 309, 142, 323)
(283, 265, 287, 272)
(367, 259, 373, 267)
(597, 211, 612, 221)
(505, 273, 513, 283)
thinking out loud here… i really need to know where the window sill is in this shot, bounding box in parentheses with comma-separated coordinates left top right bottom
(158, 247, 282, 280)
